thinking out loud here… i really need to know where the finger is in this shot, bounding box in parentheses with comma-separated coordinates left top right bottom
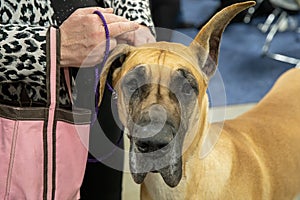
(87, 13, 131, 29)
(108, 22, 139, 38)
(96, 7, 113, 13)
(76, 7, 113, 15)
(95, 13, 131, 24)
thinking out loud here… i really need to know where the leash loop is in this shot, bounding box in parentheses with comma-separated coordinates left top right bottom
(92, 10, 111, 125)
(88, 10, 123, 163)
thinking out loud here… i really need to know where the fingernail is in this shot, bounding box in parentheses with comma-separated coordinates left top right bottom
(105, 8, 114, 12)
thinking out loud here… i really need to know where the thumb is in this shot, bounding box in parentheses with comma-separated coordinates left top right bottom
(116, 31, 135, 45)
(108, 38, 117, 52)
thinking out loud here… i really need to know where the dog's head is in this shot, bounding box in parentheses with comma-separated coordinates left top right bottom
(98, 1, 255, 187)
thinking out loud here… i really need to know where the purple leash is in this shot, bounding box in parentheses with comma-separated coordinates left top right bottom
(92, 10, 111, 125)
(89, 10, 123, 163)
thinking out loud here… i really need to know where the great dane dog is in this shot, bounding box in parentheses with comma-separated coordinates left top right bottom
(98, 1, 300, 199)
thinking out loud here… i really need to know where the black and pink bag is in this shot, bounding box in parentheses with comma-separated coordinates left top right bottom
(0, 27, 91, 200)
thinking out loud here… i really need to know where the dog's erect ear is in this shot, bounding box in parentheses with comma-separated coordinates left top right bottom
(98, 44, 133, 106)
(189, 1, 255, 78)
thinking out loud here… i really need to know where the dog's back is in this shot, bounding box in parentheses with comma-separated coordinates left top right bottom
(219, 68, 300, 199)
(240, 68, 300, 121)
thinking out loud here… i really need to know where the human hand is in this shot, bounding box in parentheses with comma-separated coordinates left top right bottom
(59, 7, 139, 67)
(116, 25, 156, 46)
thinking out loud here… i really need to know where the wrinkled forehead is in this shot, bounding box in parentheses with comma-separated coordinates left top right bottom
(119, 45, 208, 85)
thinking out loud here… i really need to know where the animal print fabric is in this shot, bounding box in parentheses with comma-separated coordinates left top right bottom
(103, 0, 155, 35)
(0, 0, 56, 105)
(0, 0, 154, 105)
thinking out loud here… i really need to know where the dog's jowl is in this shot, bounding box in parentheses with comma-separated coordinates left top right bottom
(98, 1, 300, 199)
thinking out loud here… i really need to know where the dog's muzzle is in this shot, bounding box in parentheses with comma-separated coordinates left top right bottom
(128, 104, 183, 187)
(134, 121, 174, 153)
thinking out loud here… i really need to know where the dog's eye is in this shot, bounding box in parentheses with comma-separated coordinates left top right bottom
(175, 69, 199, 97)
(126, 79, 138, 92)
(181, 82, 195, 96)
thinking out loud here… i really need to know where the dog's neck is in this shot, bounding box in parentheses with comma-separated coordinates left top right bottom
(179, 93, 234, 198)
(182, 93, 210, 163)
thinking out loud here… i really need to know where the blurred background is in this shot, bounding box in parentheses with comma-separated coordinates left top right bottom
(123, 0, 300, 199)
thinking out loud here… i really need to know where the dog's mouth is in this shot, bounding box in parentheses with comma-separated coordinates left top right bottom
(125, 102, 185, 187)
(128, 139, 183, 187)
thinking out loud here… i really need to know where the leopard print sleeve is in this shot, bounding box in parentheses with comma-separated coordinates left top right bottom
(0, 0, 70, 105)
(0, 24, 49, 104)
(102, 0, 155, 35)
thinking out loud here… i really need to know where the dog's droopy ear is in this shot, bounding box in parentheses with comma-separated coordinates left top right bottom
(98, 44, 133, 106)
(189, 1, 255, 78)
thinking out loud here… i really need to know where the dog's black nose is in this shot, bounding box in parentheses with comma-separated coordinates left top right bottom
(134, 125, 174, 153)
(132, 104, 176, 153)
